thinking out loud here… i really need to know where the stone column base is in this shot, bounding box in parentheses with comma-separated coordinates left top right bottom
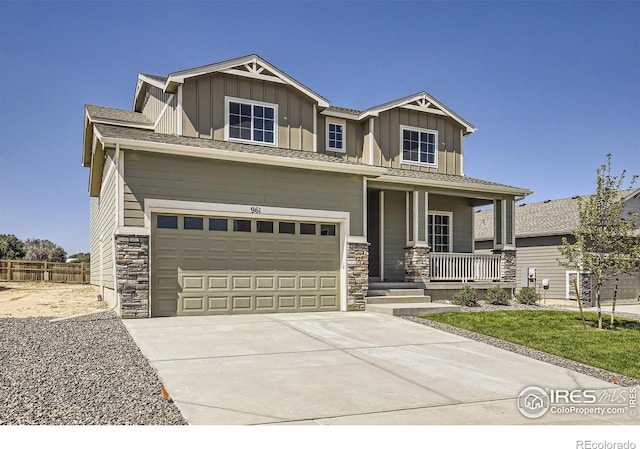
(404, 246, 430, 284)
(347, 241, 369, 311)
(492, 248, 516, 283)
(115, 235, 150, 318)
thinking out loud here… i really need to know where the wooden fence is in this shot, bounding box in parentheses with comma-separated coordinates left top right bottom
(0, 260, 90, 284)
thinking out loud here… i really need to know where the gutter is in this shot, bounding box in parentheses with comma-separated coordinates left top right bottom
(374, 174, 532, 197)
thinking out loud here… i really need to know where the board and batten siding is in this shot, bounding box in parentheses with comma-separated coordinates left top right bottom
(316, 116, 366, 163)
(383, 190, 406, 281)
(141, 85, 178, 135)
(122, 151, 365, 236)
(428, 194, 474, 253)
(90, 150, 118, 290)
(373, 109, 464, 175)
(182, 73, 315, 151)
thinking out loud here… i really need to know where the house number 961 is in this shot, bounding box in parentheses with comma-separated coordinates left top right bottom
(250, 207, 262, 214)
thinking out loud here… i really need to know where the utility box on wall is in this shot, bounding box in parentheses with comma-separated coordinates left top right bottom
(521, 268, 536, 287)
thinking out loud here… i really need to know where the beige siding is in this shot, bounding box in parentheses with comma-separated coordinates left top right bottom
(141, 85, 177, 135)
(181, 73, 316, 151)
(316, 116, 365, 163)
(89, 150, 118, 290)
(373, 109, 464, 175)
(122, 151, 364, 236)
(383, 190, 406, 281)
(429, 194, 474, 252)
(515, 236, 572, 300)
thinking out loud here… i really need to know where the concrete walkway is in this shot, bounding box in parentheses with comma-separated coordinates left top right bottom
(124, 312, 635, 425)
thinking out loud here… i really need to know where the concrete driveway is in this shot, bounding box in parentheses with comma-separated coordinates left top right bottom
(124, 312, 634, 425)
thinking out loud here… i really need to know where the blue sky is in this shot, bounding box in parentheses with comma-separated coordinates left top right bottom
(0, 1, 638, 255)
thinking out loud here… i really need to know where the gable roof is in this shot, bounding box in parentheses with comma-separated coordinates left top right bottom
(360, 92, 477, 135)
(475, 189, 640, 240)
(138, 54, 330, 108)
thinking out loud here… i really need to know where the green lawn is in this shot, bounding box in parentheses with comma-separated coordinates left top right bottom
(423, 310, 640, 379)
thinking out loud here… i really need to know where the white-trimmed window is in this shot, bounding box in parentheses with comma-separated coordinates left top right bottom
(401, 125, 437, 166)
(225, 97, 277, 145)
(326, 120, 345, 152)
(428, 212, 452, 252)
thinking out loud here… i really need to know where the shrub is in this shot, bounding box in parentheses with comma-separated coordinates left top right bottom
(452, 286, 479, 307)
(484, 287, 511, 306)
(516, 287, 541, 305)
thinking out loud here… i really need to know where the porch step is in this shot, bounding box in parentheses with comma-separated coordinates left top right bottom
(366, 302, 461, 317)
(366, 295, 432, 305)
(369, 282, 425, 290)
(367, 288, 426, 297)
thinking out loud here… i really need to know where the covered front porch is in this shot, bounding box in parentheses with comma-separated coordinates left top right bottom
(365, 180, 520, 291)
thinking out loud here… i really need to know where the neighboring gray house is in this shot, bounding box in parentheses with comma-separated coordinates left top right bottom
(475, 190, 640, 303)
(83, 54, 531, 318)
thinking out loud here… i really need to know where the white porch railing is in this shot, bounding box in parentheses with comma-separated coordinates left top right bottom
(429, 253, 502, 282)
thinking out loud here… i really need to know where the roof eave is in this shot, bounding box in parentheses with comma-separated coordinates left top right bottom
(94, 132, 387, 177)
(375, 174, 532, 197)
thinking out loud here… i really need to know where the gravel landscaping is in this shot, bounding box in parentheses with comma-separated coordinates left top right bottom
(0, 311, 187, 425)
(405, 302, 640, 387)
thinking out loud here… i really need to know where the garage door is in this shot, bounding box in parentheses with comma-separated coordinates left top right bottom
(151, 213, 341, 316)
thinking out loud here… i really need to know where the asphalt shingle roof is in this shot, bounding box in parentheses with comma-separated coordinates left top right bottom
(325, 105, 362, 115)
(93, 124, 371, 167)
(384, 167, 527, 192)
(475, 190, 638, 240)
(86, 104, 152, 126)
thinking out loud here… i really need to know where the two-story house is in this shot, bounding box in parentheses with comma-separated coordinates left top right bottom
(83, 54, 531, 318)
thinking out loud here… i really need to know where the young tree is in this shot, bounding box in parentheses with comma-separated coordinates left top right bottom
(23, 239, 67, 263)
(559, 154, 639, 329)
(0, 234, 25, 260)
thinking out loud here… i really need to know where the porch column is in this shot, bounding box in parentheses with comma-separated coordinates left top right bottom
(492, 197, 516, 283)
(405, 191, 430, 285)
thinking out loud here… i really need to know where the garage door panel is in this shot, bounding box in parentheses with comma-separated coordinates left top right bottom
(300, 295, 318, 308)
(208, 296, 229, 310)
(232, 276, 252, 289)
(321, 295, 338, 308)
(208, 276, 229, 290)
(182, 296, 205, 311)
(278, 276, 296, 289)
(256, 296, 276, 310)
(232, 296, 252, 310)
(255, 276, 275, 289)
(152, 213, 341, 316)
(278, 296, 296, 309)
(183, 276, 205, 290)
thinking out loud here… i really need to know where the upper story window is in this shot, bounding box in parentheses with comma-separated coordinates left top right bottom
(225, 97, 277, 145)
(326, 120, 345, 152)
(400, 125, 437, 166)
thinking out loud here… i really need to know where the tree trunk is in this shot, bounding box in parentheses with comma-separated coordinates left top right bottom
(596, 287, 603, 330)
(610, 278, 619, 329)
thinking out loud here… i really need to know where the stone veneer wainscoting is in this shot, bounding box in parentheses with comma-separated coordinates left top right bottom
(115, 235, 150, 318)
(347, 241, 369, 310)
